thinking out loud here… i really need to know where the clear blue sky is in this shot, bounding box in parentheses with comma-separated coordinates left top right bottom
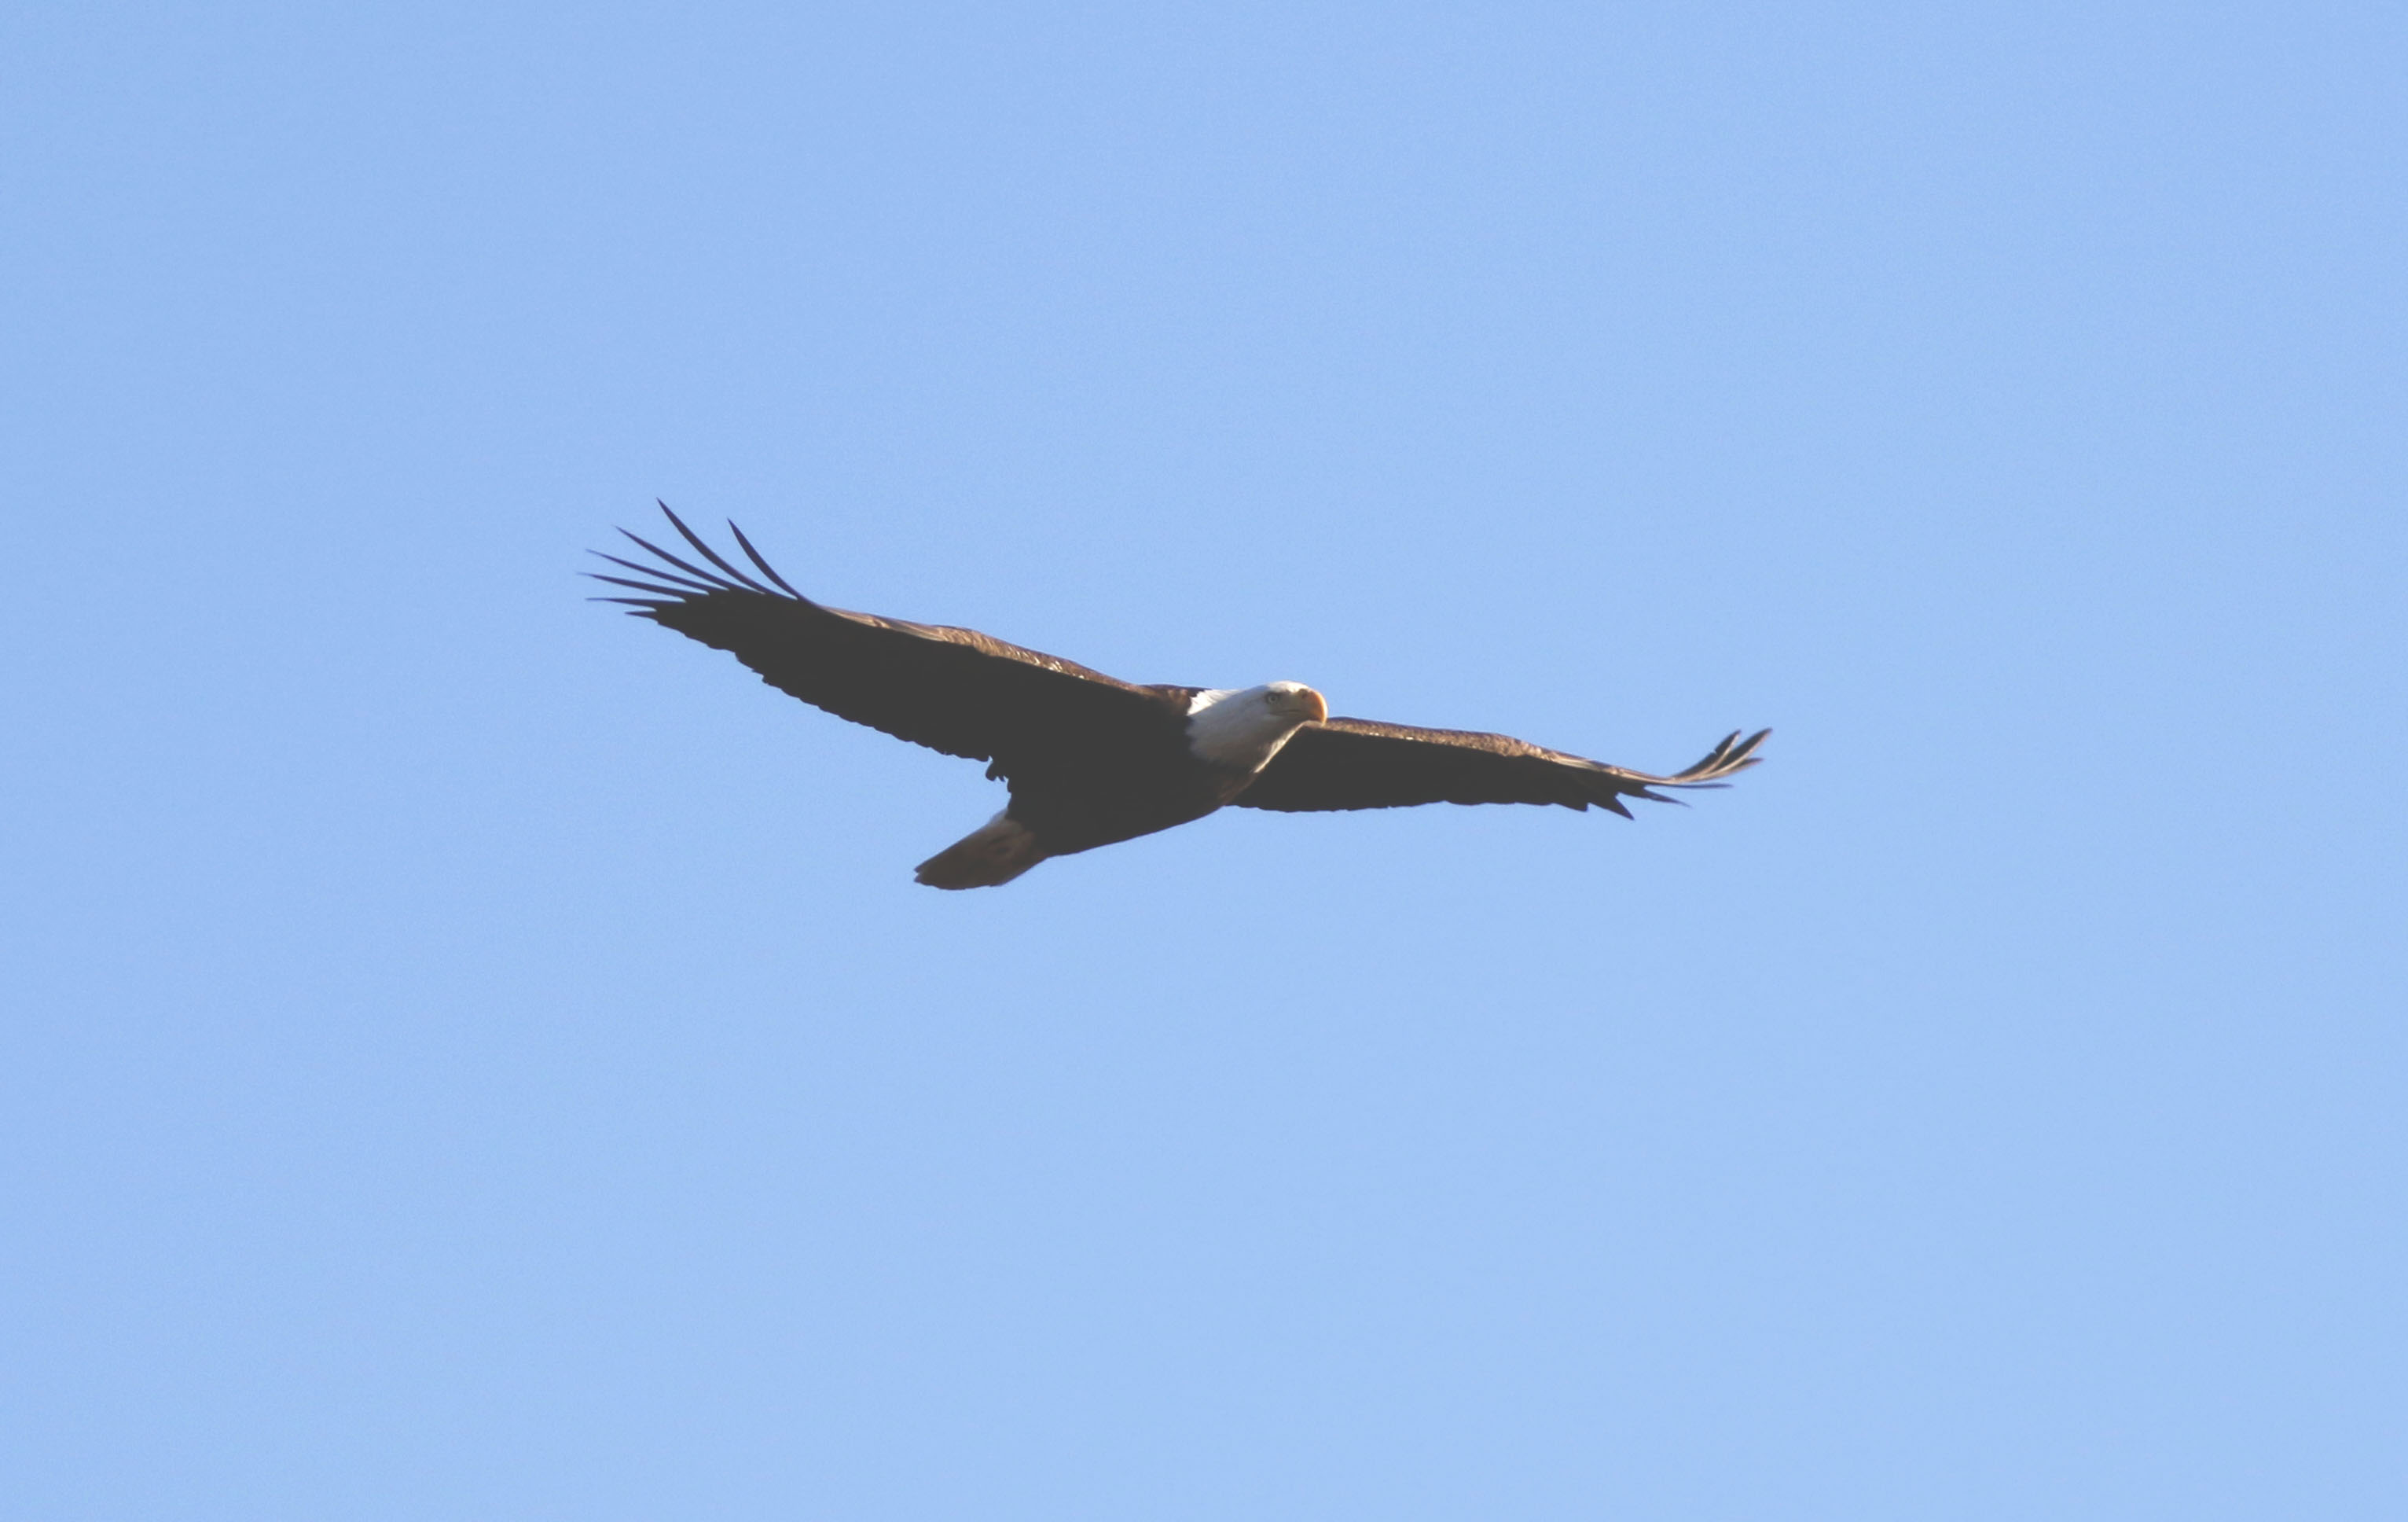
(6, 2, 2402, 1516)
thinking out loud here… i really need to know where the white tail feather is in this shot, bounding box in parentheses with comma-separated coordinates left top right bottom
(913, 812, 1048, 890)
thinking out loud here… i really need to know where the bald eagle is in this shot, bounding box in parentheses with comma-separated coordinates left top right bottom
(591, 506, 1768, 889)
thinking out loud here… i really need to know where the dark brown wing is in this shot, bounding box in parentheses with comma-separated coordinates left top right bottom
(1233, 719, 1768, 815)
(589, 505, 1176, 771)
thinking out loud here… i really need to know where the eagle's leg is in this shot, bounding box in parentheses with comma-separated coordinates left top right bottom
(913, 811, 1049, 890)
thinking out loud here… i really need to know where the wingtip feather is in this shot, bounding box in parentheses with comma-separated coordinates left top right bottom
(587, 550, 721, 594)
(616, 527, 739, 590)
(659, 502, 774, 594)
(726, 519, 809, 600)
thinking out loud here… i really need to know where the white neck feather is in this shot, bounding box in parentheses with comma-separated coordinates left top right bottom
(1185, 686, 1309, 773)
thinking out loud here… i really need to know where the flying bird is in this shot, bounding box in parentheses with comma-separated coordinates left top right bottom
(591, 506, 1768, 889)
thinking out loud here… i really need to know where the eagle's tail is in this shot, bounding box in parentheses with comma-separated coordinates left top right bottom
(914, 811, 1048, 890)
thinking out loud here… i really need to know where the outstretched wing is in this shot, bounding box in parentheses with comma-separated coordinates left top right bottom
(589, 505, 1173, 770)
(1233, 719, 1768, 815)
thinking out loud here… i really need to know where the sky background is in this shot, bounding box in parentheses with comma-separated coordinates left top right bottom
(5, 2, 2402, 1517)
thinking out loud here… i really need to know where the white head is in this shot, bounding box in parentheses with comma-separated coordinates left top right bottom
(1185, 681, 1330, 772)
